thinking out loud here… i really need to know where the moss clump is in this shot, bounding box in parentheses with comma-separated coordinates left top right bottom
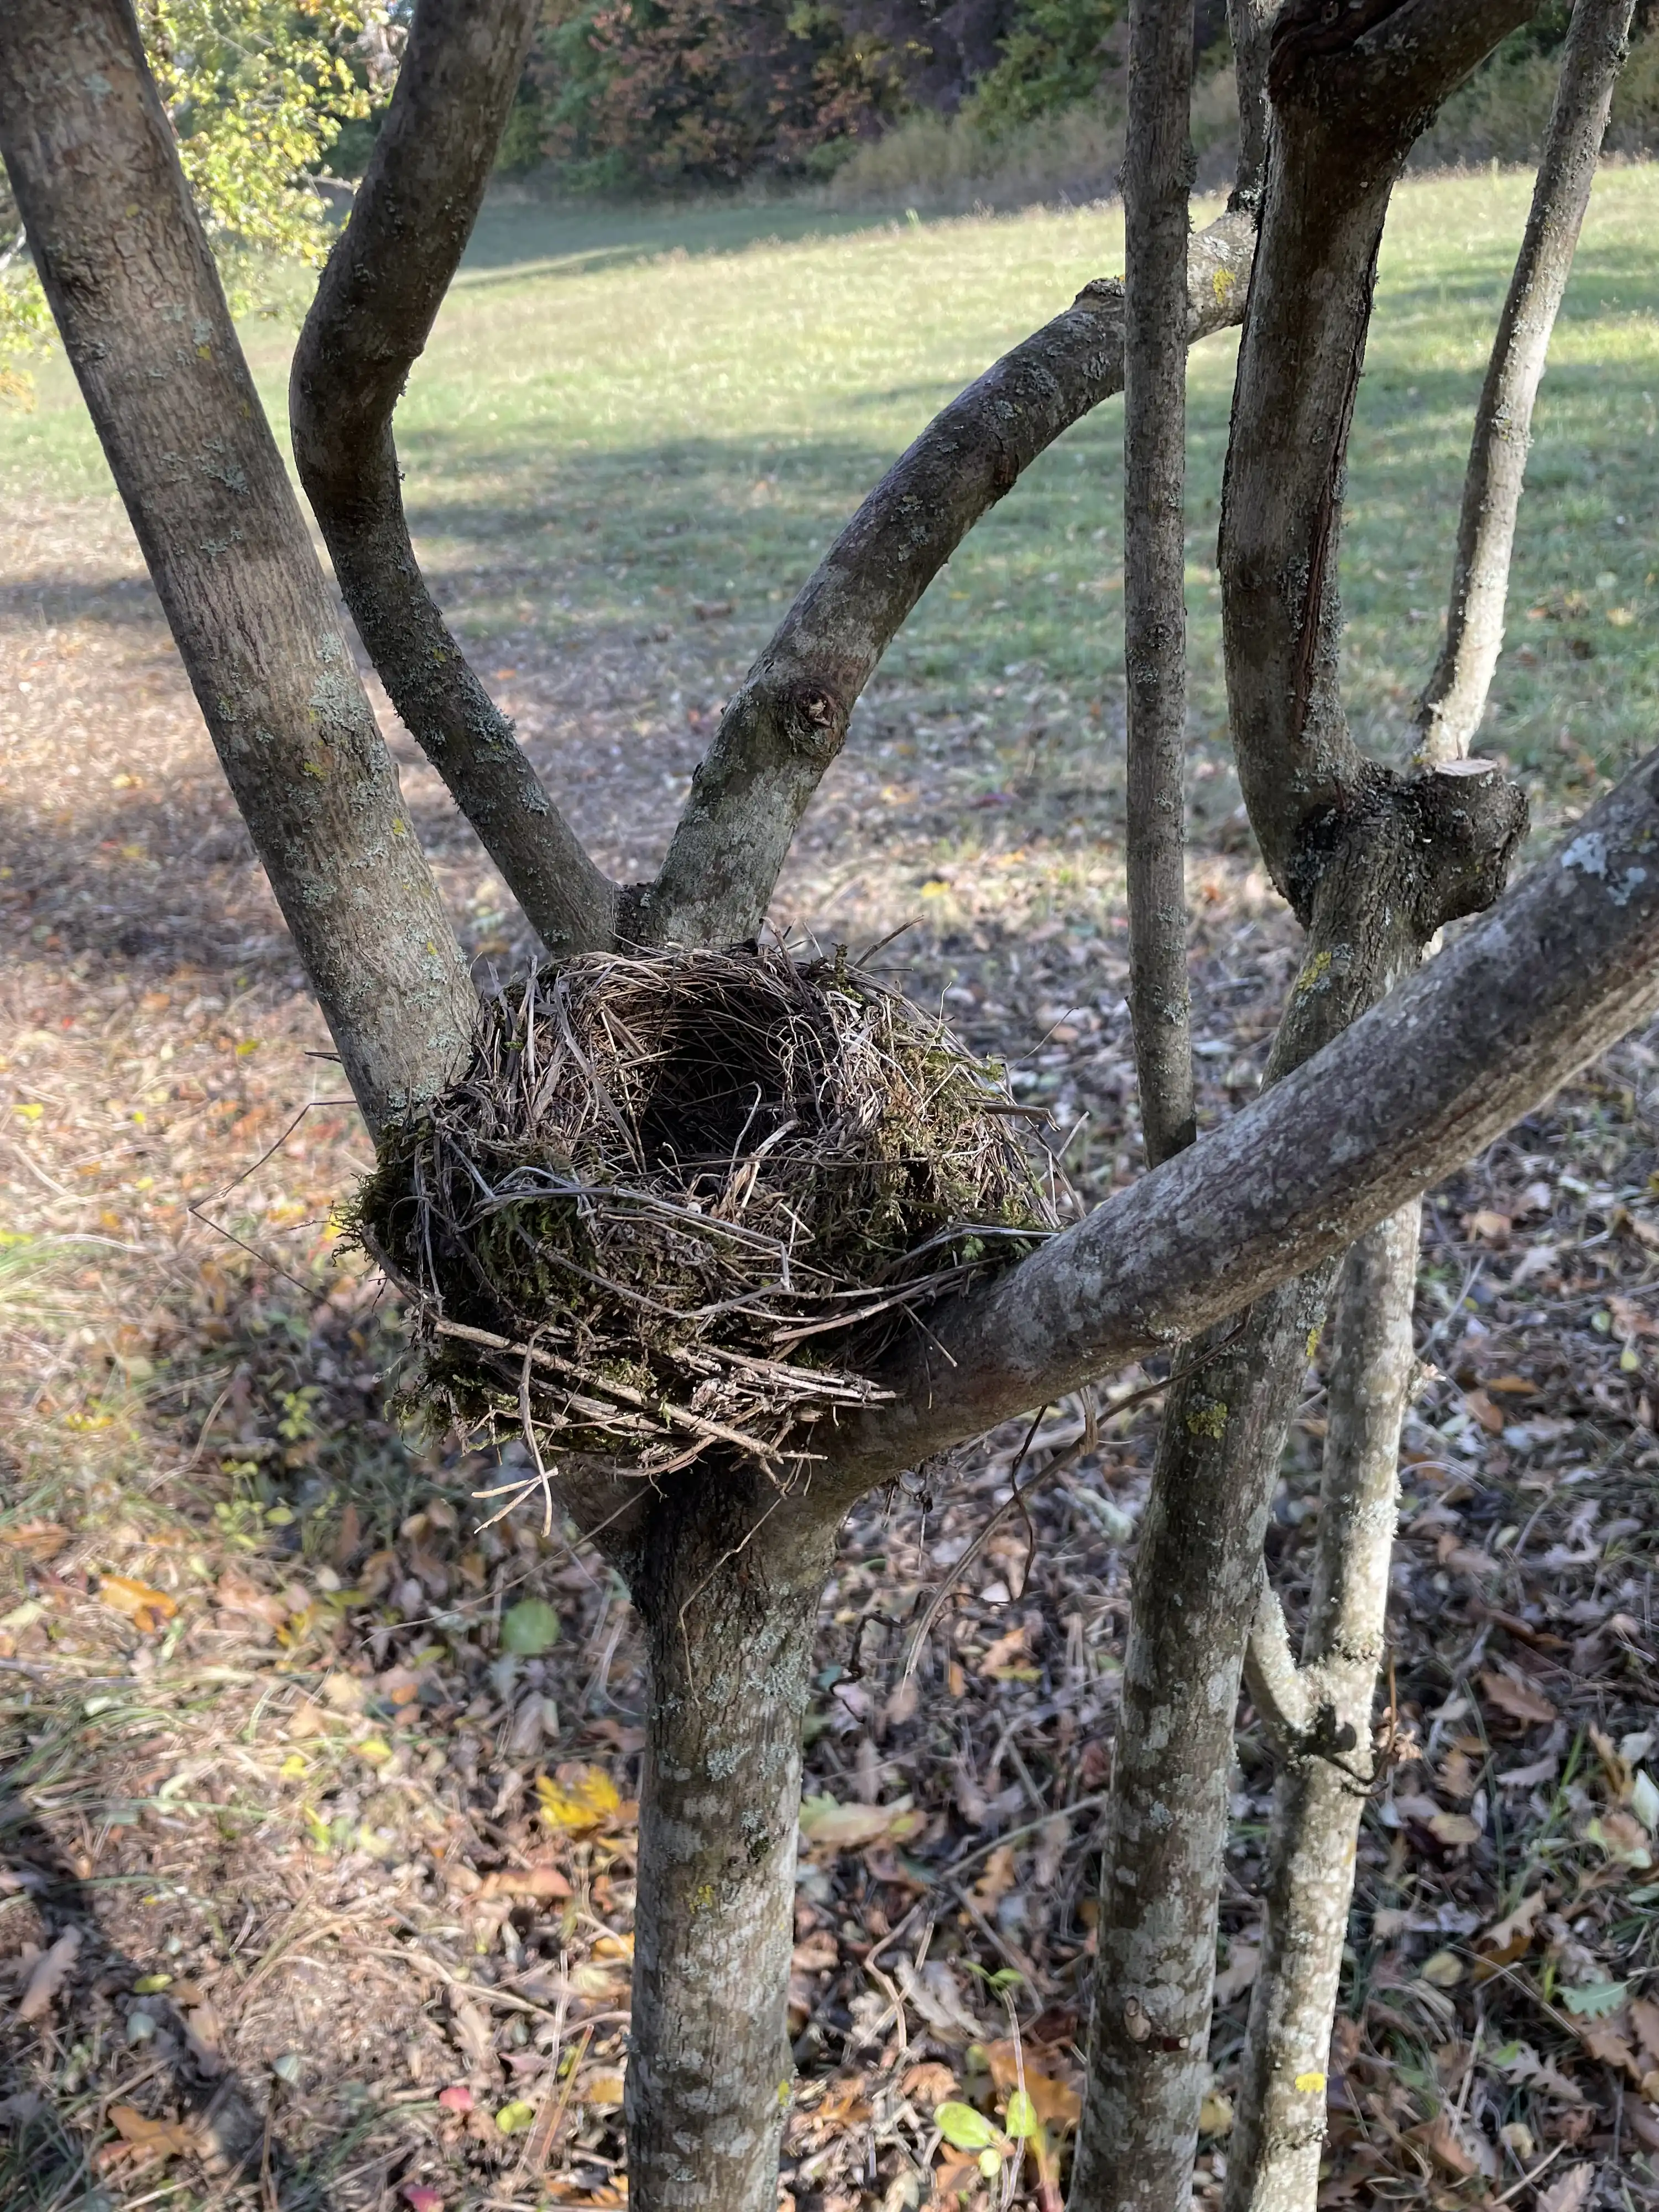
(354, 944, 1054, 1479)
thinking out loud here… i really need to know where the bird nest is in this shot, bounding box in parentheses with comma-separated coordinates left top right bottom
(354, 944, 1055, 1483)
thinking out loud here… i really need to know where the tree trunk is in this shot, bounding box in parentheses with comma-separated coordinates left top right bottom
(1068, 1275, 1328, 2212)
(0, 0, 476, 1130)
(621, 1490, 832, 2212)
(1225, 1205, 1420, 2212)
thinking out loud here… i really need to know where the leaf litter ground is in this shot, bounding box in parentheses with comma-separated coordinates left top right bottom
(1, 493, 1658, 2212)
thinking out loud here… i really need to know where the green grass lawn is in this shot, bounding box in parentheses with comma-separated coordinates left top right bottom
(4, 166, 1655, 804)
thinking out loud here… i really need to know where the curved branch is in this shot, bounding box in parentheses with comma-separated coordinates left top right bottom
(0, 0, 476, 1131)
(1415, 0, 1636, 764)
(291, 0, 619, 959)
(802, 740, 1659, 1521)
(636, 207, 1258, 950)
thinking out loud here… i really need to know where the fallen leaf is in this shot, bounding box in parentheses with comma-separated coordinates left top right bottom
(1465, 1211, 1512, 1246)
(1199, 2089, 1234, 2135)
(1214, 1943, 1260, 2005)
(98, 1574, 176, 1632)
(979, 1625, 1039, 1681)
(1561, 1980, 1628, 2020)
(18, 1926, 80, 2021)
(1631, 1996, 1659, 2062)
(0, 1522, 67, 1561)
(1578, 2021, 1641, 2080)
(791, 1931, 838, 1974)
(1464, 1387, 1505, 1432)
(973, 1845, 1018, 1910)
(536, 1764, 624, 1834)
(982, 2045, 1080, 2129)
(106, 2104, 198, 2158)
(1498, 1751, 1561, 1790)
(1537, 2164, 1595, 2212)
(900, 2061, 958, 2110)
(1427, 1811, 1481, 1848)
(1478, 1890, 1545, 1968)
(500, 1599, 561, 1656)
(799, 1792, 922, 1851)
(448, 1995, 495, 2074)
(1479, 1669, 1558, 1726)
(476, 1863, 572, 1901)
(1410, 2111, 1483, 2178)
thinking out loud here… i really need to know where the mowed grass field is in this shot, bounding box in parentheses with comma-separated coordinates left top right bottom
(2, 164, 1656, 807)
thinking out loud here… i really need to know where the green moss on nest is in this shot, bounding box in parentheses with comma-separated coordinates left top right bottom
(353, 944, 1054, 1479)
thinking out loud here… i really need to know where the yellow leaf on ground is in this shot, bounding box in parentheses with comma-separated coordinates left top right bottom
(536, 1764, 622, 1833)
(98, 1574, 177, 1631)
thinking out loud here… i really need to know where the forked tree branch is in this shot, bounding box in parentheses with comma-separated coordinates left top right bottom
(292, 0, 622, 959)
(806, 737, 1659, 1521)
(1415, 0, 1637, 764)
(0, 0, 477, 1130)
(1220, 0, 1536, 904)
(1122, 0, 1199, 1168)
(635, 208, 1257, 950)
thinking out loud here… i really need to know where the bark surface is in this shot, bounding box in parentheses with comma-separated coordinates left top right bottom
(292, 0, 619, 959)
(1413, 0, 1636, 764)
(1227, 1206, 1421, 2212)
(0, 0, 476, 1130)
(1123, 0, 1198, 1168)
(611, 1485, 832, 2212)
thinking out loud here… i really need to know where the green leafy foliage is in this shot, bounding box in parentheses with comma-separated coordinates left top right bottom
(527, 0, 906, 192)
(1, 2, 397, 398)
(966, 0, 1123, 138)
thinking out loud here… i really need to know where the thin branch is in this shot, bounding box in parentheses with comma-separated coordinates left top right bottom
(637, 208, 1258, 950)
(1226, 1203, 1422, 2212)
(1243, 1577, 1311, 1748)
(0, 0, 476, 1131)
(291, 0, 620, 959)
(1415, 0, 1636, 765)
(1227, 0, 1280, 201)
(1123, 0, 1198, 1167)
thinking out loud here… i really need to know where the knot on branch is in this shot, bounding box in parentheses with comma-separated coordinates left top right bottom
(1286, 760, 1528, 943)
(779, 685, 846, 767)
(1400, 760, 1530, 936)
